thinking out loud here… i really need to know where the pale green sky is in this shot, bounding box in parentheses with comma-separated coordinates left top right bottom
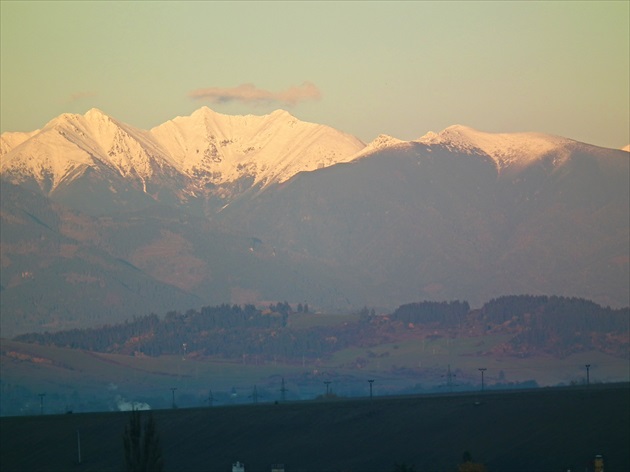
(1, 1, 628, 148)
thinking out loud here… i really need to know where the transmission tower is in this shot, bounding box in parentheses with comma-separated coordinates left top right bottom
(249, 385, 261, 404)
(280, 378, 288, 402)
(442, 364, 456, 392)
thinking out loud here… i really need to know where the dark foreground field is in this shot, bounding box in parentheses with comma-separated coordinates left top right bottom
(1, 384, 628, 472)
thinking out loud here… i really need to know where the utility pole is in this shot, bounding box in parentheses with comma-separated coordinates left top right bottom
(478, 368, 487, 392)
(368, 379, 374, 401)
(324, 381, 331, 397)
(251, 385, 259, 404)
(38, 393, 45, 415)
(77, 429, 82, 464)
(207, 390, 214, 407)
(170, 387, 177, 409)
(585, 364, 591, 387)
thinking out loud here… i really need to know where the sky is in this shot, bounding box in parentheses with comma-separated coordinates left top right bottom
(1, 1, 629, 149)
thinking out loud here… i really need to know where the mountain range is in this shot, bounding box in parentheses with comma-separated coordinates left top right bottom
(1, 108, 628, 336)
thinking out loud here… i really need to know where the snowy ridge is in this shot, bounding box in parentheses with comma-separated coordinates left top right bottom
(0, 109, 183, 192)
(150, 107, 365, 188)
(1, 107, 365, 194)
(3, 110, 623, 198)
(417, 125, 576, 170)
(349, 134, 408, 160)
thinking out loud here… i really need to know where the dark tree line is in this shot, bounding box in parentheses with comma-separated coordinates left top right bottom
(12, 296, 628, 361)
(12, 302, 352, 361)
(479, 295, 628, 333)
(391, 300, 470, 326)
(479, 295, 629, 357)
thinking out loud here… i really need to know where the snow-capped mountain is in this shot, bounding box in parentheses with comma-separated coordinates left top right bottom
(0, 109, 184, 198)
(1, 109, 628, 336)
(150, 107, 365, 189)
(0, 108, 365, 210)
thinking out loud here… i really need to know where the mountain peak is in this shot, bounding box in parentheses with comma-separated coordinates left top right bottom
(352, 134, 406, 159)
(43, 112, 80, 129)
(190, 106, 221, 117)
(269, 109, 293, 118)
(84, 107, 111, 120)
(368, 134, 404, 146)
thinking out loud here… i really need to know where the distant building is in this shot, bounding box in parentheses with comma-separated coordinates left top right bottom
(232, 461, 245, 472)
(271, 464, 285, 472)
(594, 455, 604, 472)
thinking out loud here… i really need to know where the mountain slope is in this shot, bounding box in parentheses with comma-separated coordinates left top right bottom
(1, 111, 628, 335)
(0, 179, 365, 336)
(217, 134, 629, 308)
(0, 130, 39, 155)
(0, 183, 203, 336)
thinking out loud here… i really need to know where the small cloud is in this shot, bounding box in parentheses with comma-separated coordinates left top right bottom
(66, 90, 98, 104)
(189, 82, 321, 106)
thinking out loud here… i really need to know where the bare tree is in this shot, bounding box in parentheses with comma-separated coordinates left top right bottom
(123, 409, 164, 472)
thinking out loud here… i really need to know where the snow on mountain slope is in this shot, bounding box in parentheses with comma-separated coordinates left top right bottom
(150, 107, 365, 187)
(417, 125, 577, 171)
(1, 107, 366, 195)
(0, 130, 41, 156)
(0, 115, 100, 191)
(349, 134, 408, 160)
(0, 109, 183, 193)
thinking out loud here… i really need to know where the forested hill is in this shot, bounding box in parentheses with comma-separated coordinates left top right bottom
(13, 296, 629, 360)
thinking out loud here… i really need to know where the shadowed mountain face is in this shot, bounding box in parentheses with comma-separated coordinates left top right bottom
(0, 183, 204, 336)
(0, 182, 362, 336)
(1, 111, 628, 335)
(216, 141, 629, 310)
